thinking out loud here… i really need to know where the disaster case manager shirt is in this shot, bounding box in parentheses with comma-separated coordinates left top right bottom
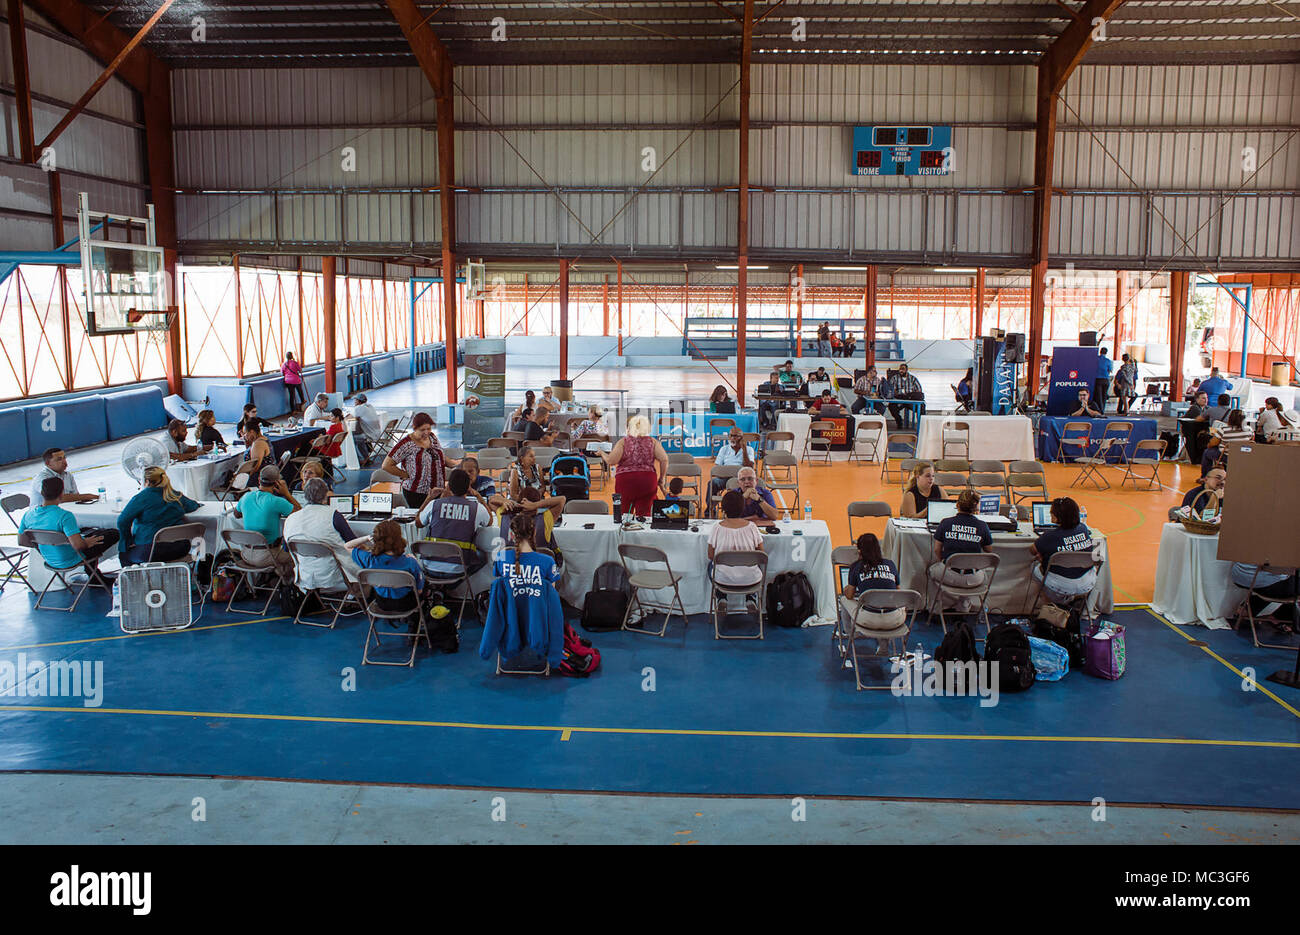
(934, 514, 993, 561)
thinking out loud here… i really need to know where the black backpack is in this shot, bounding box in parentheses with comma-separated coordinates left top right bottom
(933, 622, 979, 665)
(984, 623, 1036, 692)
(581, 562, 629, 632)
(765, 571, 815, 628)
(1032, 617, 1085, 669)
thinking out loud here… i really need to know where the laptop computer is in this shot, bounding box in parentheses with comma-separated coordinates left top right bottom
(806, 381, 831, 397)
(714, 400, 737, 414)
(1031, 500, 1055, 534)
(925, 499, 959, 531)
(329, 495, 354, 515)
(352, 491, 395, 522)
(651, 499, 691, 530)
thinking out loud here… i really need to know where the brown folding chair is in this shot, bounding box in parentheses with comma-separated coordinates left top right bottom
(848, 422, 883, 464)
(285, 540, 365, 629)
(1231, 564, 1300, 651)
(619, 544, 687, 637)
(710, 551, 768, 640)
(1121, 439, 1166, 489)
(1071, 437, 1120, 490)
(803, 420, 835, 464)
(1058, 422, 1093, 464)
(20, 528, 114, 613)
(218, 529, 282, 615)
(359, 569, 429, 666)
(941, 421, 970, 460)
(847, 501, 892, 541)
(927, 552, 1000, 639)
(844, 589, 924, 690)
(881, 433, 917, 484)
(0, 493, 35, 595)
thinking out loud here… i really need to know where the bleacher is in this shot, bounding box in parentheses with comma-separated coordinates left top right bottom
(875, 317, 905, 362)
(682, 317, 868, 360)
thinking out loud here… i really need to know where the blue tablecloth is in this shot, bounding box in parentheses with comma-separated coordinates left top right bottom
(1038, 417, 1159, 462)
(655, 410, 759, 456)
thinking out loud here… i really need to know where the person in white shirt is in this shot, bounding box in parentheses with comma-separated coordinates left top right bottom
(1258, 397, 1296, 440)
(163, 419, 199, 462)
(351, 393, 383, 443)
(282, 478, 367, 592)
(29, 447, 99, 506)
(710, 427, 756, 496)
(302, 393, 331, 427)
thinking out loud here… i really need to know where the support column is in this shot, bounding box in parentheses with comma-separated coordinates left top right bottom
(1113, 270, 1125, 358)
(144, 60, 182, 395)
(1168, 271, 1189, 400)
(558, 258, 570, 381)
(7, 0, 35, 164)
(864, 265, 878, 368)
(438, 56, 458, 403)
(602, 274, 609, 337)
(522, 274, 529, 336)
(616, 260, 624, 355)
(322, 256, 337, 393)
(794, 263, 804, 358)
(974, 268, 986, 338)
(233, 254, 244, 378)
(735, 0, 753, 395)
(1027, 61, 1056, 397)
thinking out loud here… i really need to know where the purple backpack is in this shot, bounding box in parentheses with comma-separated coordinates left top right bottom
(1084, 622, 1126, 680)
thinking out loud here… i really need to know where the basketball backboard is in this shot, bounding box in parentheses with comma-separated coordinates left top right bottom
(78, 192, 170, 336)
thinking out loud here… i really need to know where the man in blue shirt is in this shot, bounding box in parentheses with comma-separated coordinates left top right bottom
(233, 466, 300, 580)
(1093, 347, 1114, 414)
(1198, 367, 1231, 404)
(735, 466, 780, 522)
(18, 477, 118, 579)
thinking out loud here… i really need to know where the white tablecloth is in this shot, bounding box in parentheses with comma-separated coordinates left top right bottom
(1151, 522, 1241, 629)
(66, 501, 234, 552)
(882, 518, 1115, 616)
(915, 414, 1035, 462)
(776, 412, 889, 462)
(169, 450, 244, 501)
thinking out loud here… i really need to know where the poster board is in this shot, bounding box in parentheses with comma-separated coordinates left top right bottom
(1217, 444, 1300, 567)
(1047, 347, 1099, 416)
(461, 339, 506, 449)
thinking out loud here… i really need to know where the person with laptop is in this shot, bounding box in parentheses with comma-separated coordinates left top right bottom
(710, 428, 756, 497)
(1029, 496, 1097, 601)
(382, 412, 448, 508)
(29, 447, 100, 507)
(851, 367, 886, 415)
(900, 462, 946, 519)
(19, 476, 118, 579)
(887, 363, 925, 429)
(709, 385, 734, 413)
(302, 393, 332, 427)
(755, 370, 783, 428)
(283, 477, 366, 593)
(778, 360, 802, 386)
(233, 466, 300, 581)
(735, 466, 780, 522)
(930, 488, 993, 588)
(116, 466, 202, 565)
(419, 468, 492, 576)
(809, 389, 840, 415)
(841, 532, 903, 632)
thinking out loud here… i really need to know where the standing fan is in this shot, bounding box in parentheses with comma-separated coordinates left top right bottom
(121, 437, 169, 485)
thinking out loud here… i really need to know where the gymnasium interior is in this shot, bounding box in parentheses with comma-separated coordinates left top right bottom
(1, 0, 1298, 847)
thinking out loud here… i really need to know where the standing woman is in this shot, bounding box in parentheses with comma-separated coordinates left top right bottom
(281, 352, 306, 414)
(382, 412, 447, 508)
(900, 462, 946, 519)
(116, 466, 202, 565)
(602, 414, 669, 517)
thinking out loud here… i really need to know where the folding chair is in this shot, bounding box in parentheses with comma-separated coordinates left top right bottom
(927, 552, 1000, 639)
(967, 472, 1008, 500)
(218, 529, 282, 615)
(803, 420, 835, 464)
(1007, 460, 1049, 502)
(564, 499, 610, 516)
(881, 433, 917, 484)
(760, 450, 799, 513)
(284, 540, 365, 628)
(359, 569, 429, 666)
(1030, 549, 1104, 635)
(970, 460, 1006, 474)
(710, 551, 768, 640)
(667, 461, 703, 517)
(369, 468, 402, 486)
(896, 458, 922, 491)
(847, 501, 892, 541)
(657, 416, 684, 433)
(476, 450, 515, 487)
(1, 492, 28, 530)
(763, 430, 795, 455)
(848, 422, 882, 464)
(831, 544, 860, 665)
(210, 462, 255, 503)
(443, 446, 467, 464)
(1231, 565, 1300, 651)
(844, 589, 924, 690)
(934, 458, 971, 473)
(20, 529, 114, 613)
(0, 493, 34, 594)
(707, 464, 741, 517)
(411, 540, 474, 632)
(1101, 421, 1134, 464)
(1057, 421, 1093, 464)
(1121, 439, 1166, 489)
(618, 544, 688, 637)
(941, 421, 970, 460)
(934, 471, 969, 490)
(146, 521, 208, 606)
(1071, 437, 1120, 490)
(489, 436, 519, 456)
(373, 418, 401, 453)
(708, 418, 737, 452)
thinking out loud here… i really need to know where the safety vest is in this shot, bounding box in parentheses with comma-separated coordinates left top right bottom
(425, 495, 479, 552)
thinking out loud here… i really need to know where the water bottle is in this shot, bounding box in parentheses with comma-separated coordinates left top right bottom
(803, 499, 812, 523)
(781, 508, 791, 524)
(97, 484, 106, 503)
(612, 493, 623, 522)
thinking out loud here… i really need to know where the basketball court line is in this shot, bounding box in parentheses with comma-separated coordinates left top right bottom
(0, 616, 287, 652)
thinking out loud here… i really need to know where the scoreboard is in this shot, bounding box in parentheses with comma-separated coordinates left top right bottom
(852, 126, 953, 176)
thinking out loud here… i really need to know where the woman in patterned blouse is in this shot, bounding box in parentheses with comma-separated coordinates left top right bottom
(381, 412, 447, 507)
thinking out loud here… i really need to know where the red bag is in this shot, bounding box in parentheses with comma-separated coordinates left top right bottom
(212, 570, 237, 603)
(557, 622, 600, 678)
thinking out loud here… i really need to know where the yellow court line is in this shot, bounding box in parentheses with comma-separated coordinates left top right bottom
(1143, 606, 1300, 720)
(0, 616, 288, 652)
(0, 702, 1297, 750)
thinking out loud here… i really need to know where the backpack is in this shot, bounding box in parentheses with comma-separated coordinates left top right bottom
(1032, 617, 1085, 669)
(765, 571, 816, 628)
(557, 622, 601, 677)
(984, 623, 1036, 692)
(581, 561, 629, 632)
(933, 622, 979, 665)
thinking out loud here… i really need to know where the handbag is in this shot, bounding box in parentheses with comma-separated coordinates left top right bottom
(1036, 602, 1070, 629)
(1084, 621, 1126, 680)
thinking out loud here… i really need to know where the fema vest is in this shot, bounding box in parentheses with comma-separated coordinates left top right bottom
(425, 495, 478, 552)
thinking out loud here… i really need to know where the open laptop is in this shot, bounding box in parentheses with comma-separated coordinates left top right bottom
(352, 491, 395, 522)
(714, 400, 737, 414)
(806, 380, 831, 397)
(651, 499, 691, 530)
(1031, 501, 1056, 534)
(925, 499, 959, 531)
(330, 495, 355, 515)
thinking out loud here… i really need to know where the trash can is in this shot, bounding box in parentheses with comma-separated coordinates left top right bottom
(1271, 361, 1291, 386)
(551, 379, 573, 402)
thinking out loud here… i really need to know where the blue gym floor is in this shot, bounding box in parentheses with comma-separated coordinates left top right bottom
(1, 582, 1297, 811)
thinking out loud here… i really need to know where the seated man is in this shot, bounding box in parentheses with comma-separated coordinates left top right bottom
(1180, 466, 1225, 511)
(418, 468, 492, 575)
(735, 466, 780, 523)
(29, 447, 100, 506)
(1182, 390, 1209, 465)
(163, 419, 199, 462)
(351, 393, 383, 460)
(522, 408, 556, 446)
(887, 363, 926, 429)
(240, 421, 274, 478)
(778, 359, 802, 386)
(1068, 389, 1102, 418)
(851, 367, 886, 415)
(809, 389, 840, 415)
(302, 393, 332, 427)
(460, 456, 497, 507)
(1199, 393, 1232, 427)
(710, 428, 757, 496)
(232, 466, 300, 581)
(18, 477, 119, 579)
(755, 370, 782, 429)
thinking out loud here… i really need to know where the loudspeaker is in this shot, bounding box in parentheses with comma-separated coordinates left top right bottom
(1079, 330, 1098, 347)
(1003, 332, 1026, 363)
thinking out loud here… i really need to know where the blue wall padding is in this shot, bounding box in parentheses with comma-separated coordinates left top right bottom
(207, 383, 253, 423)
(105, 386, 167, 440)
(24, 395, 107, 456)
(0, 408, 30, 465)
(370, 355, 395, 387)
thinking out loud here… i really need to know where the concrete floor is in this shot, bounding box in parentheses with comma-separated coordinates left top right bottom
(4, 773, 1298, 844)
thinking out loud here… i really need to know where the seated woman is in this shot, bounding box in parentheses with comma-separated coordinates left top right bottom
(509, 390, 537, 426)
(295, 458, 332, 496)
(351, 519, 424, 622)
(572, 405, 605, 440)
(1257, 397, 1296, 441)
(1029, 496, 1097, 601)
(708, 385, 733, 413)
(196, 409, 226, 453)
(282, 477, 366, 592)
(509, 447, 545, 501)
(930, 488, 993, 588)
(494, 510, 562, 589)
(900, 462, 945, 519)
(116, 466, 202, 565)
(841, 332, 857, 357)
(952, 367, 974, 412)
(841, 532, 903, 631)
(309, 408, 347, 467)
(707, 490, 766, 598)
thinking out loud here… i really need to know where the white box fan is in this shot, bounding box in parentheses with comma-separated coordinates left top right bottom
(118, 562, 194, 633)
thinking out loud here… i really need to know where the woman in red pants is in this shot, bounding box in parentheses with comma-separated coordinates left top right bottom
(603, 414, 669, 518)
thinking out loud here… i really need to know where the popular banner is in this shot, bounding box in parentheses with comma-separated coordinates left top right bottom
(1047, 347, 1100, 416)
(461, 338, 506, 448)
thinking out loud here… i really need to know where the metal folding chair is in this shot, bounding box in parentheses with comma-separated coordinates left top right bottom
(803, 420, 835, 464)
(20, 529, 115, 613)
(1232, 565, 1300, 651)
(970, 459, 1006, 474)
(359, 569, 429, 666)
(618, 544, 687, 637)
(147, 521, 208, 606)
(934, 458, 971, 473)
(941, 421, 970, 460)
(285, 540, 365, 628)
(1071, 437, 1120, 489)
(710, 550, 768, 640)
(846, 501, 892, 541)
(0, 493, 34, 594)
(844, 589, 924, 690)
(707, 464, 741, 517)
(412, 540, 475, 631)
(564, 499, 610, 516)
(666, 461, 703, 517)
(760, 450, 799, 513)
(218, 529, 282, 615)
(848, 422, 882, 464)
(881, 433, 917, 484)
(1030, 549, 1103, 634)
(1007, 463, 1049, 503)
(1058, 422, 1093, 464)
(927, 552, 1000, 639)
(1120, 439, 1166, 489)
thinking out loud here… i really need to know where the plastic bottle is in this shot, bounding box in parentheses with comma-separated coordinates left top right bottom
(781, 508, 791, 523)
(97, 484, 106, 503)
(803, 499, 812, 522)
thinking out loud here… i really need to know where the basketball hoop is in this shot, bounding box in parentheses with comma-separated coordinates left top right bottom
(125, 307, 177, 331)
